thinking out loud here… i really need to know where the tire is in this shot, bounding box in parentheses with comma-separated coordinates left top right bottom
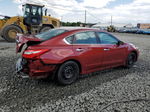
(40, 26, 52, 33)
(57, 61, 79, 85)
(2, 25, 23, 42)
(125, 52, 137, 68)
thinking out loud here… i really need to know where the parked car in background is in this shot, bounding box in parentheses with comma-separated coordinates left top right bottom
(91, 26, 107, 31)
(117, 28, 139, 33)
(16, 27, 139, 85)
(117, 28, 129, 33)
(136, 29, 150, 34)
(128, 28, 139, 33)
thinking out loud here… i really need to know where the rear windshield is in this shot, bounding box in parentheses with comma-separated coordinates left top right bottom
(35, 29, 68, 40)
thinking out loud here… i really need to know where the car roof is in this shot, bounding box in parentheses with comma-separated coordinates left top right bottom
(55, 27, 103, 32)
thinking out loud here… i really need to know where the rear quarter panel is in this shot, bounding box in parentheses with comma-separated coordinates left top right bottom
(35, 32, 77, 64)
(40, 45, 75, 64)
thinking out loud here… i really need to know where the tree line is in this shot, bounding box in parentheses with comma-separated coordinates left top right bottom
(61, 22, 83, 26)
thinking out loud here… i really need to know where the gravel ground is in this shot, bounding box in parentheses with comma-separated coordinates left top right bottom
(0, 33, 150, 112)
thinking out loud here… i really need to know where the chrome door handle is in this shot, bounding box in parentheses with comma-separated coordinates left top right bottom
(104, 48, 110, 51)
(76, 48, 84, 52)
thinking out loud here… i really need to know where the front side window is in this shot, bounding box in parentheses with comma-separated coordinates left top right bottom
(97, 32, 118, 44)
(73, 32, 97, 44)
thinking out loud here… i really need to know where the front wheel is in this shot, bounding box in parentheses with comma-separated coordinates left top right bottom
(125, 52, 137, 68)
(57, 61, 79, 85)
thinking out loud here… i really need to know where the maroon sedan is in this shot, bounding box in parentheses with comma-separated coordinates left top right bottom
(16, 27, 139, 85)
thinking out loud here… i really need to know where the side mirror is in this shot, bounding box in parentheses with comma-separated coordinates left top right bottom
(117, 41, 124, 46)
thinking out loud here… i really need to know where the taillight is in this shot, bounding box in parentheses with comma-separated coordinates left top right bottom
(22, 49, 49, 59)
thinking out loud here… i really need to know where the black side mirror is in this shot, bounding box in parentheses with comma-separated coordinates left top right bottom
(117, 41, 124, 46)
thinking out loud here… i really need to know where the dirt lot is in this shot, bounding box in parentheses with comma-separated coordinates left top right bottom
(0, 33, 150, 112)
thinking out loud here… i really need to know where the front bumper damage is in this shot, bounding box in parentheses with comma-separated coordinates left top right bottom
(16, 58, 57, 79)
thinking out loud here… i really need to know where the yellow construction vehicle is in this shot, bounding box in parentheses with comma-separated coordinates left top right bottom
(0, 3, 60, 42)
(107, 25, 116, 32)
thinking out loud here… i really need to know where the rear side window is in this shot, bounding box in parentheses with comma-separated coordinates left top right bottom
(97, 32, 118, 44)
(65, 35, 74, 44)
(73, 32, 97, 44)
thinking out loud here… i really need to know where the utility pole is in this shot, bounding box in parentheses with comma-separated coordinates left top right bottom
(111, 15, 112, 26)
(85, 10, 86, 26)
(61, 16, 63, 26)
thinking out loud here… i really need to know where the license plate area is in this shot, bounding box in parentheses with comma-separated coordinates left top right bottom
(16, 58, 27, 73)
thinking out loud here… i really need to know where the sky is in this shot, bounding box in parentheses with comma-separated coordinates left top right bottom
(0, 0, 150, 25)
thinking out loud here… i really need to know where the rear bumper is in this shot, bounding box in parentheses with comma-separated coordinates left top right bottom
(17, 58, 57, 79)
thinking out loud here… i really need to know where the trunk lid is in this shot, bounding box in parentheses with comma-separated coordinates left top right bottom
(16, 34, 42, 53)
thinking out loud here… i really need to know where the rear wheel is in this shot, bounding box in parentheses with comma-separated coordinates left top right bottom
(40, 26, 52, 33)
(125, 52, 137, 68)
(57, 61, 79, 85)
(2, 25, 23, 42)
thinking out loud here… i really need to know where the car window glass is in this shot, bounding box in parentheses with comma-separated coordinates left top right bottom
(66, 35, 74, 44)
(74, 32, 97, 44)
(97, 32, 118, 44)
(36, 29, 68, 40)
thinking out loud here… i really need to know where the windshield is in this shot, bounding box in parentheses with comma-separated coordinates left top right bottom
(35, 29, 68, 40)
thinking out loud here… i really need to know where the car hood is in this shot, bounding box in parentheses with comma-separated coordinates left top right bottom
(16, 34, 42, 53)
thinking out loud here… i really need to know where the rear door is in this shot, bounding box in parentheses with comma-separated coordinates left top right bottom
(72, 31, 103, 73)
(97, 32, 126, 68)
